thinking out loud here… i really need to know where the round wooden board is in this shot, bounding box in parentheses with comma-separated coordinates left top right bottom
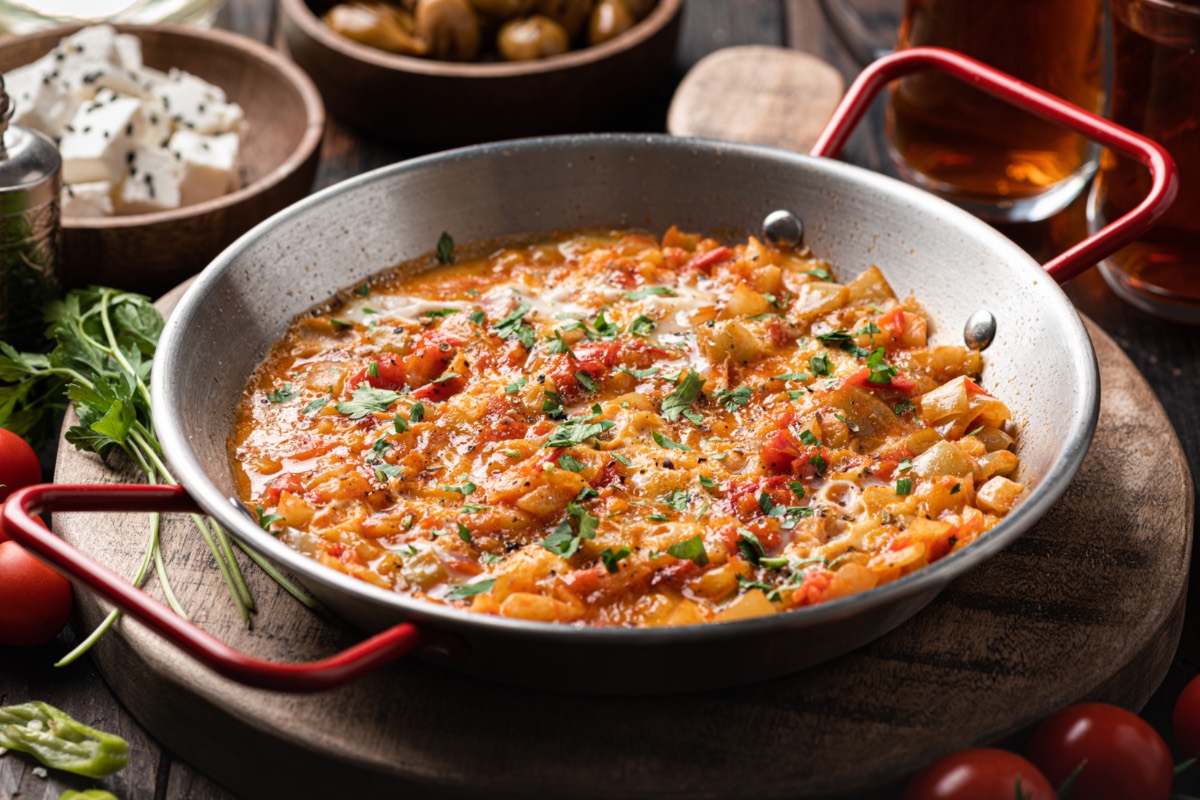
(53, 284, 1192, 800)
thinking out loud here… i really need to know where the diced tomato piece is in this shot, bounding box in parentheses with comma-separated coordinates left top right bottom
(841, 367, 918, 395)
(877, 307, 907, 339)
(759, 431, 823, 479)
(927, 526, 960, 563)
(347, 354, 406, 392)
(650, 559, 700, 588)
(683, 246, 733, 274)
(789, 569, 833, 607)
(964, 377, 994, 397)
(546, 341, 620, 401)
(404, 329, 467, 388)
(327, 542, 345, 558)
(446, 559, 485, 577)
(478, 396, 529, 444)
(724, 476, 792, 522)
(263, 472, 303, 504)
(593, 459, 620, 488)
(562, 566, 607, 601)
(872, 446, 915, 481)
(412, 372, 465, 402)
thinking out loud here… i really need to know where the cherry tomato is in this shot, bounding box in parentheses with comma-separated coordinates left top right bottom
(1026, 703, 1173, 800)
(0, 536, 73, 647)
(902, 748, 1055, 800)
(1174, 675, 1200, 759)
(0, 427, 41, 502)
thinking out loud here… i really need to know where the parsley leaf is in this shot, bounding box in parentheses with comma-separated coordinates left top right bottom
(266, 384, 297, 404)
(492, 302, 536, 349)
(436, 231, 455, 264)
(301, 395, 329, 415)
(667, 535, 708, 566)
(699, 474, 716, 489)
(469, 310, 485, 325)
(575, 371, 597, 393)
(446, 578, 495, 601)
(457, 522, 472, 542)
(806, 267, 832, 281)
(629, 314, 657, 336)
(255, 505, 284, 532)
(443, 480, 477, 495)
(409, 402, 425, 423)
(662, 488, 690, 511)
(737, 528, 764, 566)
(894, 398, 915, 415)
(622, 286, 678, 300)
(866, 346, 898, 385)
(506, 378, 527, 395)
(816, 329, 851, 345)
(716, 385, 752, 412)
(612, 452, 632, 466)
(590, 309, 621, 340)
(540, 502, 599, 558)
(336, 387, 403, 419)
(558, 454, 586, 472)
(651, 430, 691, 451)
(809, 353, 831, 376)
(545, 409, 615, 448)
(542, 390, 565, 419)
(896, 478, 913, 495)
(374, 464, 403, 483)
(618, 366, 659, 379)
(798, 429, 820, 446)
(600, 546, 631, 573)
(661, 369, 705, 422)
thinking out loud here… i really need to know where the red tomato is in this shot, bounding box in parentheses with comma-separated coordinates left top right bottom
(0, 537, 73, 647)
(346, 354, 406, 392)
(0, 428, 41, 503)
(1174, 675, 1200, 759)
(902, 748, 1055, 800)
(1026, 703, 1173, 800)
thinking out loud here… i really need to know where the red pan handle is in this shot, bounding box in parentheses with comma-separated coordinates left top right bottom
(811, 46, 1179, 284)
(3, 483, 436, 692)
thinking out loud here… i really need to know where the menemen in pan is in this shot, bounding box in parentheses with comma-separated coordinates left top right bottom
(231, 228, 1023, 626)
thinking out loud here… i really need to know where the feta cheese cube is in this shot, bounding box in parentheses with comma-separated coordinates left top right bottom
(168, 130, 240, 205)
(62, 181, 114, 218)
(59, 95, 142, 184)
(114, 33, 143, 71)
(135, 97, 174, 147)
(55, 25, 120, 66)
(116, 146, 183, 214)
(156, 70, 244, 135)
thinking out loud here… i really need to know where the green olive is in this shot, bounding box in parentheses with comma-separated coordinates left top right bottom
(497, 15, 570, 60)
(533, 0, 593, 38)
(470, 0, 535, 19)
(324, 3, 428, 56)
(416, 0, 482, 61)
(587, 0, 634, 45)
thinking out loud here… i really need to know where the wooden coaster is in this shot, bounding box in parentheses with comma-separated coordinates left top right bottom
(53, 290, 1191, 799)
(667, 45, 845, 153)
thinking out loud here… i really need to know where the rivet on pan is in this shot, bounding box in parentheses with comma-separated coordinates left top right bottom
(762, 210, 804, 250)
(229, 496, 259, 522)
(964, 309, 997, 351)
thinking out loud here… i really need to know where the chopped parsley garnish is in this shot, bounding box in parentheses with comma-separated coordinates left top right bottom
(809, 453, 828, 475)
(330, 318, 353, 331)
(699, 474, 716, 489)
(301, 395, 329, 415)
(372, 438, 393, 457)
(816, 329, 851, 345)
(618, 366, 659, 379)
(866, 347, 898, 385)
(575, 371, 597, 393)
(651, 430, 691, 451)
(545, 408, 615, 448)
(809, 352, 831, 376)
(443, 480, 477, 495)
(255, 505, 284, 532)
(772, 372, 808, 381)
(612, 452, 632, 466)
(492, 302, 536, 349)
(457, 522, 473, 542)
(600, 546, 632, 573)
(541, 502, 600, 558)
(661, 369, 705, 422)
(629, 314, 657, 336)
(788, 389, 805, 400)
(336, 386, 403, 419)
(436, 231, 455, 264)
(425, 308, 460, 318)
(558, 454, 586, 472)
(590, 309, 621, 340)
(367, 361, 380, 378)
(806, 267, 832, 281)
(737, 528, 765, 566)
(542, 390, 565, 418)
(967, 425, 985, 437)
(798, 429, 820, 446)
(757, 491, 815, 529)
(747, 312, 784, 321)
(622, 286, 678, 300)
(461, 503, 488, 513)
(667, 535, 708, 566)
(662, 488, 690, 511)
(266, 384, 297, 404)
(374, 464, 403, 483)
(896, 478, 913, 495)
(357, 283, 370, 297)
(469, 310, 485, 325)
(788, 481, 806, 501)
(481, 553, 503, 565)
(547, 330, 575, 357)
(506, 377, 527, 394)
(430, 371, 460, 384)
(894, 398, 915, 415)
(716, 385, 752, 412)
(646, 513, 671, 522)
(856, 322, 881, 342)
(446, 578, 495, 601)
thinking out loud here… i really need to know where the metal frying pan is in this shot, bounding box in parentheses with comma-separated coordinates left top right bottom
(4, 49, 1176, 693)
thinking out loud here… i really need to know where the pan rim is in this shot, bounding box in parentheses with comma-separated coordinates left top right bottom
(152, 132, 1100, 645)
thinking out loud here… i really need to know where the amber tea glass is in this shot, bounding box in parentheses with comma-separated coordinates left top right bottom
(1089, 0, 1200, 321)
(885, 0, 1106, 221)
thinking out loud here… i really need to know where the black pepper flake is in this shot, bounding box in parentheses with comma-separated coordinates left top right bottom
(125, 123, 133, 137)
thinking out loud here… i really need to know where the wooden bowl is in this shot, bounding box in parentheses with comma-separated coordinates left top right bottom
(0, 24, 325, 296)
(279, 0, 683, 147)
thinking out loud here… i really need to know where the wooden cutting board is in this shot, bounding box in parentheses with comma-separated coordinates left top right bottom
(51, 281, 1192, 799)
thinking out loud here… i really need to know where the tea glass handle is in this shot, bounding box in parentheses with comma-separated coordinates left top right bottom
(817, 0, 893, 66)
(2, 483, 436, 692)
(811, 47, 1179, 284)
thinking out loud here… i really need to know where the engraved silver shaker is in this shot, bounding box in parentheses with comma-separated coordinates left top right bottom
(0, 73, 61, 350)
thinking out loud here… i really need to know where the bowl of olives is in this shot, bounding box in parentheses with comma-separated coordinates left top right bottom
(279, 0, 682, 146)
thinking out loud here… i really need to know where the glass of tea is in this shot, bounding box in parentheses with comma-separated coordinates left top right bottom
(1088, 0, 1200, 321)
(820, 0, 1106, 222)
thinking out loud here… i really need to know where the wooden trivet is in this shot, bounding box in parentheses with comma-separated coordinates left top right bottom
(53, 284, 1191, 799)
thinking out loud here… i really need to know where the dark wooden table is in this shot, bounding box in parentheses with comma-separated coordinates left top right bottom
(2, 1, 1197, 798)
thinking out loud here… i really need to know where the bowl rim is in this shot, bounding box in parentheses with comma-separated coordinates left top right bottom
(0, 22, 326, 231)
(280, 0, 683, 78)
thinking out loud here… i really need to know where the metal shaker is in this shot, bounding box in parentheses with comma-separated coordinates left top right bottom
(0, 73, 61, 351)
